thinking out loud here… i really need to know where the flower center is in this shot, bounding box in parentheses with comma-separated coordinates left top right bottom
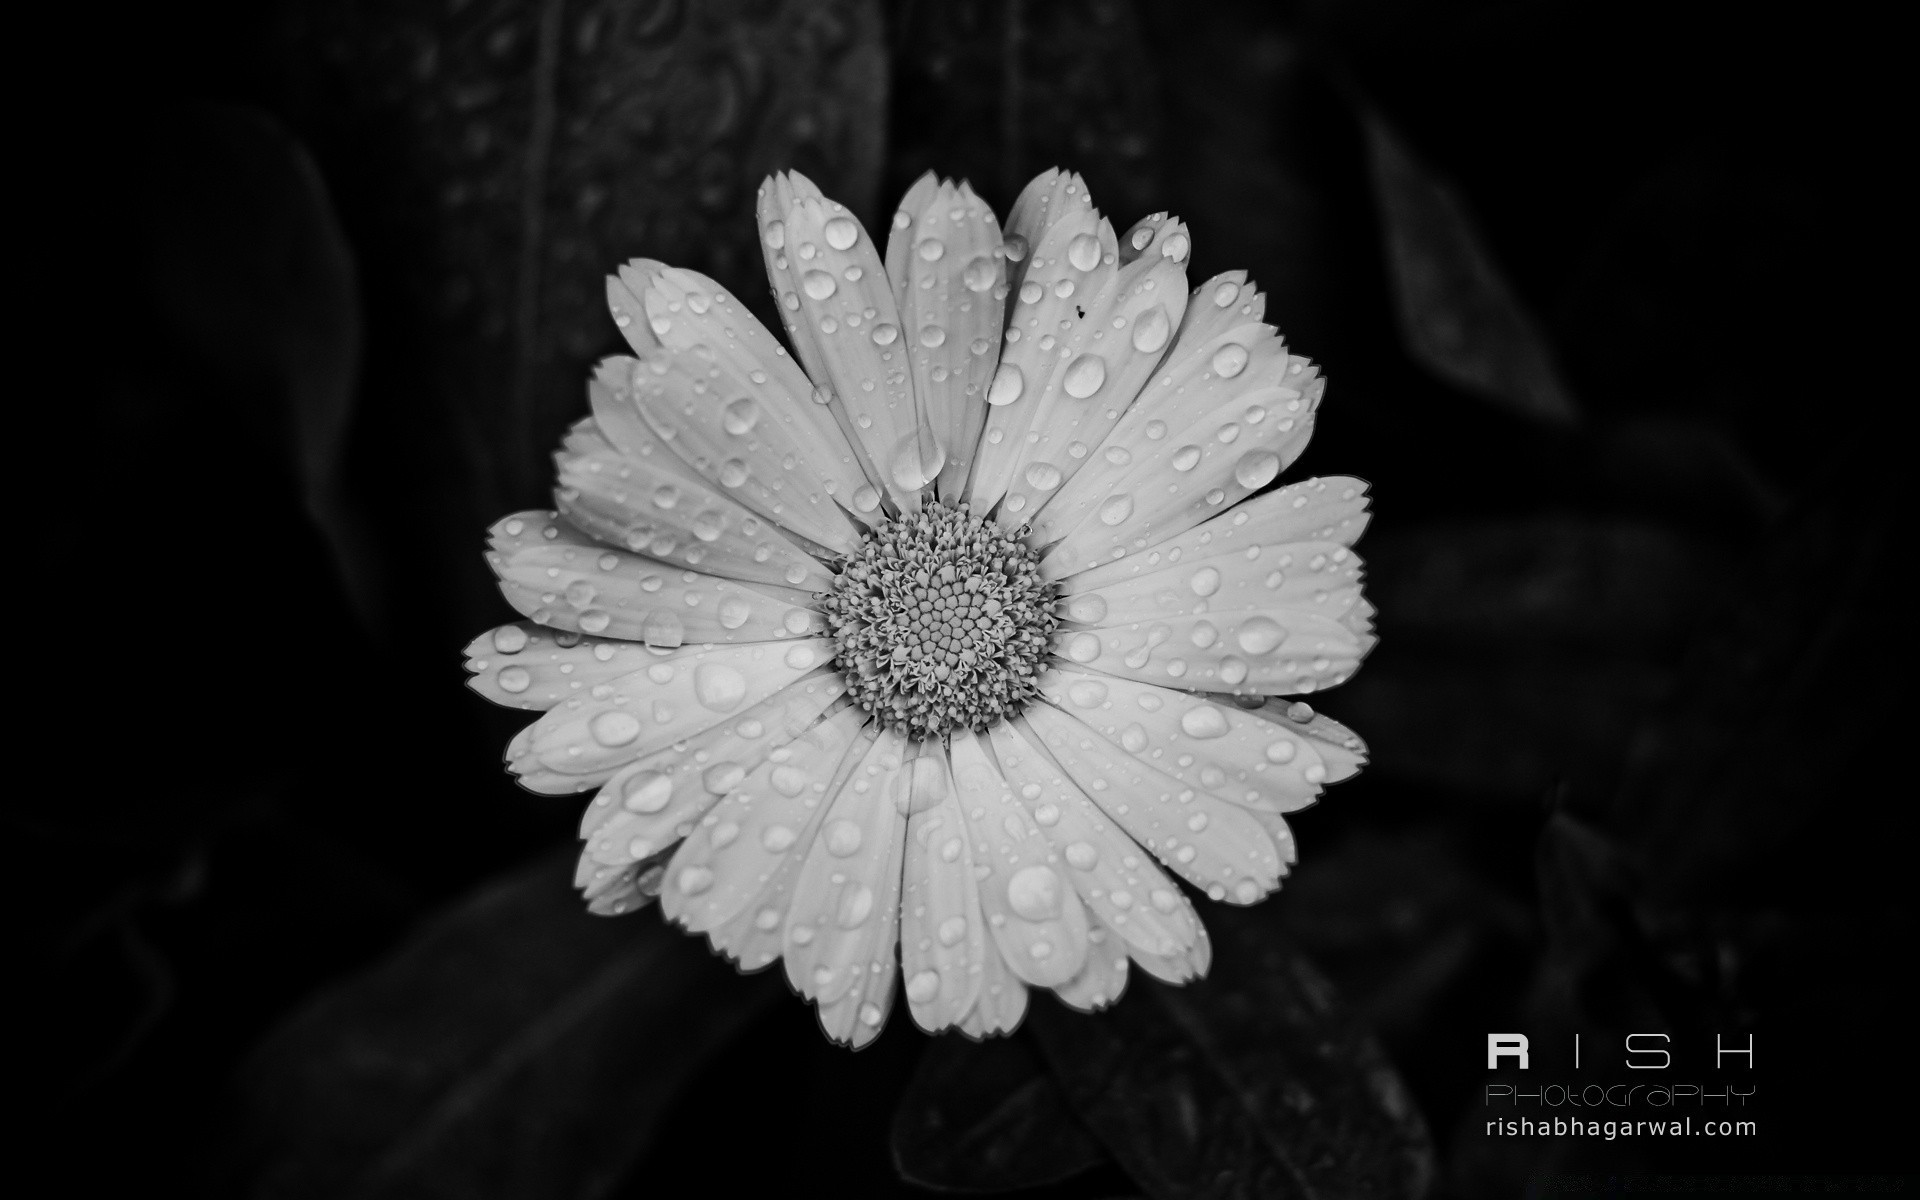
(821, 501, 1057, 740)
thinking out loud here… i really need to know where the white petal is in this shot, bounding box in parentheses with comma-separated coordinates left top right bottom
(948, 730, 1090, 988)
(1252, 697, 1369, 784)
(899, 750, 989, 1033)
(487, 511, 825, 647)
(783, 729, 910, 1023)
(989, 216, 1193, 523)
(1054, 476, 1374, 586)
(1034, 275, 1325, 569)
(990, 719, 1204, 966)
(509, 638, 838, 783)
(1037, 667, 1344, 815)
(577, 673, 850, 859)
(660, 702, 869, 933)
(956, 924, 1029, 1039)
(883, 171, 942, 304)
(463, 622, 655, 712)
(701, 721, 881, 973)
(1021, 699, 1287, 906)
(1049, 532, 1372, 696)
(1051, 909, 1131, 1013)
(967, 180, 1115, 515)
(886, 178, 1006, 502)
(1127, 916, 1213, 985)
(559, 412, 835, 591)
(606, 258, 666, 357)
(758, 172, 934, 510)
(578, 853, 667, 917)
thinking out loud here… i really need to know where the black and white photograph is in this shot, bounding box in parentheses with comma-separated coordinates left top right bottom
(21, 1, 1906, 1197)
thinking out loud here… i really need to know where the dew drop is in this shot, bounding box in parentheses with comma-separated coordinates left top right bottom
(1213, 281, 1240, 307)
(1067, 233, 1102, 271)
(704, 762, 746, 793)
(1065, 594, 1108, 623)
(771, 765, 809, 797)
(590, 711, 642, 746)
(823, 216, 860, 250)
(641, 610, 685, 648)
(1002, 234, 1029, 262)
(1120, 723, 1148, 753)
(1067, 679, 1109, 708)
(1062, 354, 1106, 398)
(870, 322, 899, 346)
(1160, 232, 1190, 262)
(577, 609, 611, 634)
(496, 666, 531, 693)
(1179, 704, 1230, 739)
(906, 970, 940, 1004)
(852, 484, 881, 512)
(962, 256, 997, 292)
(824, 820, 860, 857)
(1189, 567, 1221, 596)
(1067, 632, 1102, 662)
(722, 396, 759, 434)
(763, 221, 786, 250)
(1098, 494, 1134, 526)
(1264, 740, 1296, 764)
(785, 644, 818, 669)
(1024, 461, 1062, 490)
(1211, 344, 1249, 378)
(919, 324, 947, 348)
(1171, 444, 1202, 472)
(719, 459, 749, 487)
(677, 866, 713, 895)
(837, 883, 874, 927)
(1103, 445, 1133, 466)
(987, 363, 1025, 406)
(917, 238, 946, 262)
(1007, 865, 1063, 920)
(1131, 306, 1171, 354)
(693, 662, 747, 711)
(890, 429, 947, 492)
(938, 916, 968, 945)
(1219, 656, 1249, 685)
(1234, 450, 1281, 489)
(802, 271, 837, 300)
(493, 626, 529, 653)
(1236, 616, 1285, 655)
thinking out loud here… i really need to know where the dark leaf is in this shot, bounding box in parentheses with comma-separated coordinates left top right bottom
(143, 104, 376, 626)
(228, 848, 781, 1200)
(892, 1030, 1108, 1193)
(1029, 909, 1434, 1200)
(1362, 113, 1579, 425)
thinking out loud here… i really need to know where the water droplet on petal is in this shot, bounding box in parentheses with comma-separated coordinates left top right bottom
(1067, 632, 1101, 662)
(642, 611, 685, 648)
(1160, 231, 1190, 262)
(1007, 865, 1063, 920)
(1179, 704, 1230, 739)
(852, 484, 881, 513)
(1211, 344, 1249, 378)
(703, 762, 745, 793)
(825, 819, 863, 857)
(938, 916, 967, 945)
(1120, 723, 1148, 752)
(763, 221, 786, 249)
(919, 324, 947, 348)
(1171, 444, 1201, 472)
(892, 210, 912, 230)
(1024, 461, 1062, 490)
(890, 429, 947, 492)
(1062, 354, 1106, 398)
(785, 644, 818, 669)
(1067, 232, 1101, 271)
(761, 823, 797, 852)
(771, 765, 809, 797)
(1234, 450, 1281, 489)
(493, 626, 529, 653)
(722, 397, 759, 434)
(496, 666, 531, 693)
(1236, 616, 1285, 654)
(677, 866, 713, 894)
(906, 970, 940, 1003)
(962, 256, 997, 292)
(870, 322, 899, 346)
(1131, 306, 1171, 354)
(1066, 594, 1108, 623)
(987, 363, 1025, 406)
(1264, 739, 1296, 764)
(693, 662, 747, 711)
(719, 459, 749, 487)
(1068, 679, 1108, 708)
(917, 238, 945, 262)
(1065, 841, 1099, 870)
(1002, 234, 1029, 262)
(823, 216, 860, 250)
(1190, 567, 1221, 596)
(1213, 281, 1240, 307)
(1098, 494, 1133, 526)
(783, 608, 814, 634)
(837, 883, 874, 927)
(802, 270, 837, 300)
(1219, 656, 1248, 685)
(591, 711, 642, 746)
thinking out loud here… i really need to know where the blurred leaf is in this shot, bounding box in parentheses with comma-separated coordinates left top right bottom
(1028, 910, 1434, 1200)
(892, 1030, 1107, 1192)
(143, 104, 376, 627)
(229, 849, 780, 1200)
(1362, 113, 1579, 426)
(271, 0, 889, 521)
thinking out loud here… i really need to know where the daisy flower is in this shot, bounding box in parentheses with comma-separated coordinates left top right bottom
(464, 169, 1376, 1046)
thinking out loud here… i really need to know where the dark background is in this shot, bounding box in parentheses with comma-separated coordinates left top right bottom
(19, 1, 1906, 1197)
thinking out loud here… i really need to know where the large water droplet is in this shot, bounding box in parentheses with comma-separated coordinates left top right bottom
(802, 270, 837, 300)
(1062, 354, 1106, 398)
(785, 644, 818, 669)
(1171, 444, 1201, 472)
(1065, 841, 1099, 870)
(783, 608, 815, 635)
(497, 666, 531, 693)
(890, 429, 947, 492)
(823, 216, 860, 250)
(719, 459, 749, 487)
(618, 771, 671, 814)
(1131, 306, 1170, 353)
(1265, 739, 1296, 764)
(1067, 232, 1102, 271)
(703, 762, 745, 793)
(770, 765, 809, 797)
(1024, 461, 1062, 490)
(897, 755, 949, 815)
(694, 662, 747, 711)
(906, 970, 940, 1004)
(825, 819, 864, 857)
(677, 866, 713, 895)
(763, 220, 786, 250)
(723, 397, 759, 435)
(1120, 723, 1148, 752)
(642, 611, 685, 648)
(962, 256, 997, 292)
(1007, 865, 1063, 920)
(1189, 567, 1221, 597)
(917, 238, 945, 262)
(938, 916, 968, 945)
(1160, 231, 1190, 262)
(1236, 616, 1285, 654)
(919, 324, 947, 348)
(1067, 632, 1101, 662)
(1219, 656, 1248, 685)
(1211, 344, 1249, 378)
(1068, 679, 1109, 708)
(1066, 594, 1108, 623)
(1098, 494, 1134, 526)
(493, 626, 529, 653)
(1002, 234, 1029, 262)
(1234, 450, 1281, 489)
(762, 823, 797, 852)
(591, 711, 642, 747)
(852, 484, 881, 513)
(1213, 281, 1239, 307)
(1179, 704, 1230, 739)
(837, 884, 874, 928)
(987, 363, 1025, 406)
(577, 609, 611, 634)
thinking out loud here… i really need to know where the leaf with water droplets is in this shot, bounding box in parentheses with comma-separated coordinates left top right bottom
(1363, 113, 1580, 426)
(1028, 909, 1436, 1200)
(228, 848, 782, 1200)
(891, 1031, 1110, 1192)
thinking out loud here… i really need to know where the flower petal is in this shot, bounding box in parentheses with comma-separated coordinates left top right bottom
(1051, 910, 1131, 1013)
(509, 638, 837, 783)
(1021, 699, 1286, 905)
(948, 729, 1091, 988)
(758, 172, 935, 509)
(899, 750, 990, 1033)
(1049, 530, 1372, 696)
(701, 720, 882, 974)
(660, 701, 868, 934)
(559, 412, 835, 591)
(1038, 668, 1346, 815)
(957, 928, 1029, 1039)
(1033, 274, 1324, 569)
(606, 258, 666, 357)
(576, 673, 850, 856)
(886, 178, 1007, 502)
(783, 729, 910, 1019)
(990, 718, 1206, 967)
(989, 214, 1193, 524)
(576, 846, 671, 916)
(463, 622, 654, 712)
(966, 178, 1116, 514)
(488, 512, 825, 646)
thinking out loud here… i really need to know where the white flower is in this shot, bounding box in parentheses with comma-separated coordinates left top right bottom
(465, 169, 1376, 1046)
